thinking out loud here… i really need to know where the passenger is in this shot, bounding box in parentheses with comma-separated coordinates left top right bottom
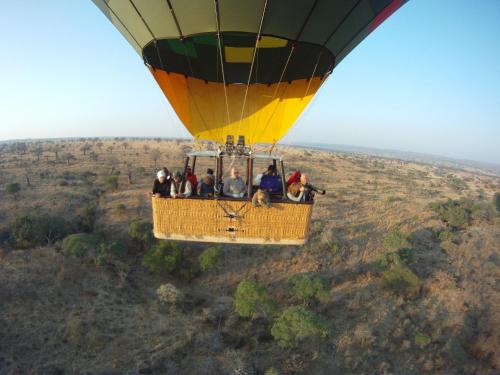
(287, 170, 301, 186)
(252, 188, 270, 208)
(287, 173, 314, 202)
(170, 171, 192, 198)
(223, 167, 246, 198)
(259, 164, 282, 194)
(152, 170, 171, 198)
(198, 174, 215, 197)
(185, 165, 198, 195)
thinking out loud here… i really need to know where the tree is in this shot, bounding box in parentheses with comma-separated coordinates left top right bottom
(80, 143, 92, 156)
(199, 246, 223, 272)
(495, 192, 500, 212)
(122, 142, 129, 151)
(234, 280, 277, 319)
(32, 146, 44, 161)
(150, 148, 161, 170)
(126, 163, 133, 184)
(6, 182, 21, 199)
(271, 306, 329, 348)
(288, 274, 330, 303)
(96, 141, 104, 150)
(142, 241, 182, 274)
(143, 144, 150, 154)
(50, 144, 62, 159)
(128, 219, 153, 250)
(62, 233, 100, 257)
(12, 214, 70, 248)
(106, 176, 119, 192)
(106, 145, 114, 154)
(61, 152, 76, 166)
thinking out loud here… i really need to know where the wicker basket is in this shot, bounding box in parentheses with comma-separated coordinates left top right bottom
(152, 197, 312, 245)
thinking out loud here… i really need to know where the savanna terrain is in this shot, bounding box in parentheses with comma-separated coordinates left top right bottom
(0, 138, 499, 375)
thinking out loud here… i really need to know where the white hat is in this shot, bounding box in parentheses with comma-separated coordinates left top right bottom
(157, 170, 166, 178)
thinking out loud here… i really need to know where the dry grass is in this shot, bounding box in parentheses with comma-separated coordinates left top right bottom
(0, 138, 499, 374)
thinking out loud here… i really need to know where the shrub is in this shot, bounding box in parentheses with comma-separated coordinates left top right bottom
(11, 214, 70, 249)
(382, 263, 422, 297)
(62, 233, 100, 257)
(142, 241, 182, 274)
(288, 274, 329, 303)
(495, 192, 500, 212)
(105, 176, 119, 191)
(265, 368, 279, 375)
(199, 246, 223, 272)
(75, 203, 97, 233)
(128, 219, 153, 250)
(415, 332, 431, 347)
(234, 280, 277, 319)
(438, 228, 454, 242)
(156, 283, 183, 305)
(383, 229, 410, 250)
(117, 203, 126, 211)
(397, 247, 415, 264)
(271, 306, 329, 348)
(430, 199, 471, 230)
(5, 182, 21, 199)
(95, 241, 126, 266)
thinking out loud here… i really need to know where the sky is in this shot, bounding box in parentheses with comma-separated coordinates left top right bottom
(0, 1, 499, 164)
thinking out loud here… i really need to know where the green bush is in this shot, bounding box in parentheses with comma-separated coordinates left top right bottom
(95, 241, 126, 266)
(397, 247, 415, 264)
(288, 274, 329, 302)
(106, 176, 119, 191)
(62, 233, 100, 257)
(142, 241, 182, 274)
(6, 182, 21, 198)
(271, 306, 329, 348)
(438, 228, 454, 242)
(265, 368, 279, 375)
(382, 263, 422, 297)
(234, 280, 277, 319)
(430, 199, 471, 230)
(199, 246, 223, 272)
(495, 192, 500, 212)
(128, 219, 153, 250)
(383, 229, 410, 250)
(11, 214, 70, 249)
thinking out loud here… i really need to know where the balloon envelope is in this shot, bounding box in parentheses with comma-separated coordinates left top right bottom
(93, 0, 407, 145)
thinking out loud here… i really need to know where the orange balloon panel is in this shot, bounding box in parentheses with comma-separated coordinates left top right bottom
(150, 67, 323, 145)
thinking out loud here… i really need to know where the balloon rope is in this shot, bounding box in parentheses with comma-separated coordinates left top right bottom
(238, 0, 269, 133)
(214, 0, 231, 138)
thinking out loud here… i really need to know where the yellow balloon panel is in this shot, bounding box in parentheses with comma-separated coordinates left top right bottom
(150, 67, 323, 145)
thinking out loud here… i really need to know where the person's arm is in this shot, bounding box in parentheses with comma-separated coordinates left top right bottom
(152, 180, 158, 195)
(287, 191, 304, 202)
(170, 182, 176, 198)
(184, 181, 192, 197)
(223, 178, 230, 196)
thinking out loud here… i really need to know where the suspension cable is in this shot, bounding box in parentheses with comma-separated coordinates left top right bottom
(214, 0, 231, 133)
(238, 0, 269, 128)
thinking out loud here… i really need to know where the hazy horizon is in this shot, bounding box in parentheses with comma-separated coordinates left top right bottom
(1, 1, 499, 164)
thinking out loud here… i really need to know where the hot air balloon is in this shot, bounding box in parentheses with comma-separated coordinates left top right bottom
(92, 0, 407, 245)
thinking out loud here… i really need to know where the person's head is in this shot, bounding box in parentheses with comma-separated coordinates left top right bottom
(203, 175, 212, 185)
(186, 165, 192, 174)
(230, 167, 240, 179)
(174, 171, 183, 182)
(300, 174, 309, 185)
(157, 170, 166, 183)
(267, 164, 277, 176)
(206, 168, 214, 176)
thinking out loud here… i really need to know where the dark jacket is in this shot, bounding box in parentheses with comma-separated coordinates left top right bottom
(260, 174, 282, 194)
(152, 178, 171, 197)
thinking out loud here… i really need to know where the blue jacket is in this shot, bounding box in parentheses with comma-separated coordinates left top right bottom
(260, 175, 282, 193)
